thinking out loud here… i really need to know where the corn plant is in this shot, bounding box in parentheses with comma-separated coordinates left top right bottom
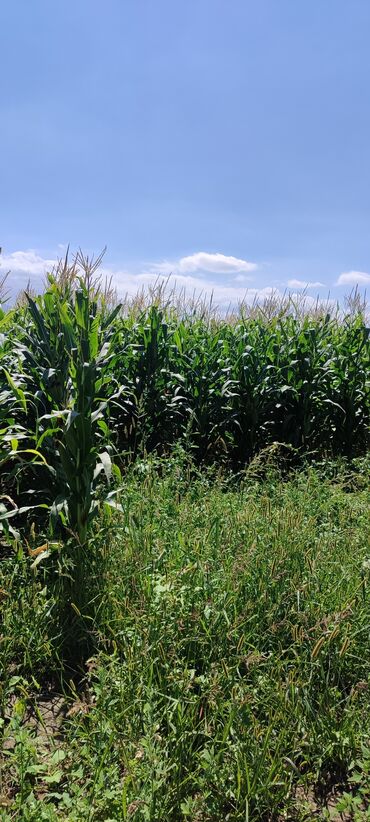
(0, 260, 131, 660)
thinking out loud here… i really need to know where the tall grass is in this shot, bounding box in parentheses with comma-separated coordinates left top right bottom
(0, 457, 369, 820)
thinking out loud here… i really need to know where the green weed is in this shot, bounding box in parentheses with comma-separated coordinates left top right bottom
(1, 459, 369, 820)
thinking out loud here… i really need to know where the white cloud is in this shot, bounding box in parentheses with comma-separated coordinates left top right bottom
(105, 264, 275, 308)
(179, 251, 257, 274)
(1, 249, 56, 276)
(2, 249, 257, 304)
(3, 247, 255, 307)
(0, 247, 340, 312)
(103, 250, 259, 309)
(287, 279, 325, 289)
(152, 251, 257, 277)
(336, 270, 370, 286)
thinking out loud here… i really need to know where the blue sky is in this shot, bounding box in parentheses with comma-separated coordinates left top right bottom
(1, 0, 370, 305)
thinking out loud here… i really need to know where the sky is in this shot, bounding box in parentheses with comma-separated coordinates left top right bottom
(1, 0, 370, 307)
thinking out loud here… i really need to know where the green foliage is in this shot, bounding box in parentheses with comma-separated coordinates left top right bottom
(0, 264, 127, 532)
(85, 305, 370, 462)
(0, 262, 369, 814)
(0, 259, 131, 659)
(0, 460, 369, 820)
(332, 745, 370, 820)
(1, 278, 369, 514)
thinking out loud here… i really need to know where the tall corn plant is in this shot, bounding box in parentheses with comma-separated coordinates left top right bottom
(175, 319, 227, 460)
(16, 281, 121, 526)
(220, 320, 279, 463)
(329, 319, 370, 454)
(116, 305, 188, 455)
(13, 263, 124, 659)
(0, 304, 50, 538)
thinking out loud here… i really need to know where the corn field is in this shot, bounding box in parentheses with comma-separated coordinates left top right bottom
(0, 254, 370, 740)
(0, 257, 369, 543)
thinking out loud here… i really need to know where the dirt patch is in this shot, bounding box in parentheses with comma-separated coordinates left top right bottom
(294, 785, 352, 821)
(3, 689, 66, 753)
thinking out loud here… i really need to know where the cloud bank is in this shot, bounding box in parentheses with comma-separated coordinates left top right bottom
(2, 249, 261, 308)
(336, 270, 370, 286)
(171, 252, 257, 275)
(1, 249, 56, 276)
(0, 249, 57, 297)
(104, 266, 277, 308)
(149, 251, 257, 280)
(2, 248, 368, 310)
(287, 279, 325, 289)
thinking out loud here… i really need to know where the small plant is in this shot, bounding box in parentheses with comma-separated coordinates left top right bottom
(333, 745, 370, 820)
